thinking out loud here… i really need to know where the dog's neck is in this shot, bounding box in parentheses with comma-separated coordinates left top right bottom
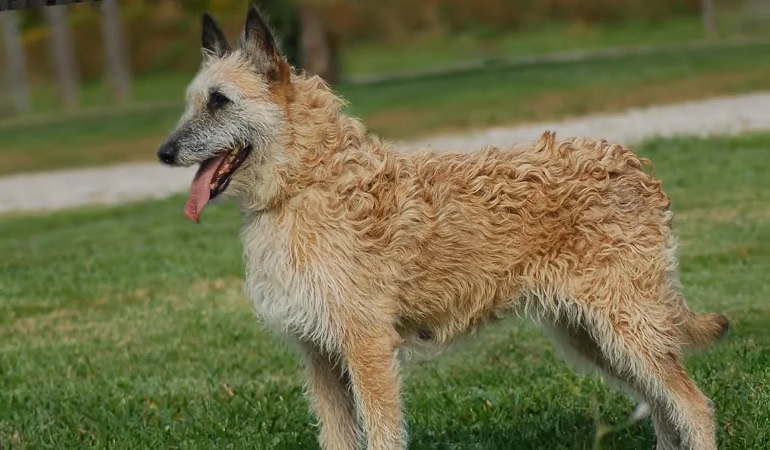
(234, 73, 370, 215)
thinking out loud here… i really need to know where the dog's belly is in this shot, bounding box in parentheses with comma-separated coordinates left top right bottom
(396, 286, 524, 353)
(395, 304, 520, 360)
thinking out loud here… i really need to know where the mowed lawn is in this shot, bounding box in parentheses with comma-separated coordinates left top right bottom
(340, 16, 711, 75)
(1, 132, 769, 449)
(2, 41, 770, 176)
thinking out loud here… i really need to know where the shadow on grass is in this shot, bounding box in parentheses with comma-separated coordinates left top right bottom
(408, 410, 655, 450)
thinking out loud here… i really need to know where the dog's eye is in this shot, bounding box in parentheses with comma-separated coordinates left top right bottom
(208, 91, 230, 110)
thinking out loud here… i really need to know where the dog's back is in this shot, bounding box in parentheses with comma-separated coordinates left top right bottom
(364, 132, 675, 343)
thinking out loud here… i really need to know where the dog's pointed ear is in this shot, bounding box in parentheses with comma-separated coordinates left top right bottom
(242, 5, 290, 83)
(244, 5, 277, 59)
(201, 13, 230, 62)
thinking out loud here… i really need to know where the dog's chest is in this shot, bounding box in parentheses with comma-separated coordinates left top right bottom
(240, 215, 332, 342)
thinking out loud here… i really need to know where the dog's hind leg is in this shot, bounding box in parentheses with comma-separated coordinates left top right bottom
(342, 326, 407, 450)
(544, 319, 651, 422)
(580, 309, 718, 450)
(300, 343, 361, 450)
(544, 317, 683, 448)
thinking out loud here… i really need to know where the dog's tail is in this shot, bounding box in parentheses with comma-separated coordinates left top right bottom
(682, 311, 730, 349)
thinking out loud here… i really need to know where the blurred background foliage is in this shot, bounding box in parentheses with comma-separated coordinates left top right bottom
(4, 0, 765, 84)
(1, 0, 768, 149)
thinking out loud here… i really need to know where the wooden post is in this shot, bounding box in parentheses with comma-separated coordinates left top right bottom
(0, 9, 31, 113)
(45, 4, 79, 109)
(101, 0, 131, 103)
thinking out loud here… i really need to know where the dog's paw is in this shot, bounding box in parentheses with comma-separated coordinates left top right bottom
(629, 401, 651, 422)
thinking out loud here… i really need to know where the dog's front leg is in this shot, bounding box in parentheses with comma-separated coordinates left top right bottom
(300, 343, 360, 450)
(343, 327, 406, 450)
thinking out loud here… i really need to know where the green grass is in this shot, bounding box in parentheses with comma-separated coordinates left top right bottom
(341, 16, 710, 75)
(340, 41, 770, 135)
(1, 131, 770, 449)
(2, 40, 770, 176)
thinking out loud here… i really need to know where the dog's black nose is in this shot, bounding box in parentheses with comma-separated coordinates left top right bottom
(156, 141, 178, 165)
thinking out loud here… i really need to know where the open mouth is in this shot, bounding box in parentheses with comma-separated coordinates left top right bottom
(184, 144, 253, 223)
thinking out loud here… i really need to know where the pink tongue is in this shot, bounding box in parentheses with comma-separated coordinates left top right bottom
(184, 154, 227, 223)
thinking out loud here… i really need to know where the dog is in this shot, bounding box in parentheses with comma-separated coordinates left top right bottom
(156, 6, 729, 450)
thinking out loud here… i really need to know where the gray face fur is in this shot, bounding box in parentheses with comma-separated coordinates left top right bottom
(168, 59, 280, 167)
(156, 7, 286, 168)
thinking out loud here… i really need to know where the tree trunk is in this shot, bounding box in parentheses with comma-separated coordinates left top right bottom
(45, 4, 79, 109)
(299, 5, 339, 85)
(0, 9, 31, 113)
(101, 0, 131, 103)
(701, 0, 716, 37)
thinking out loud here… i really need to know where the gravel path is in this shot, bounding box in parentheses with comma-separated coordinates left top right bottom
(2, 92, 770, 215)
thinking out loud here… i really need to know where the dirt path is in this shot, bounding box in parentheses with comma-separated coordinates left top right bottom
(2, 92, 770, 215)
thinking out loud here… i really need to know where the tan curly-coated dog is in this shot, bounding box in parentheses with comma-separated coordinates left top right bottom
(156, 6, 729, 450)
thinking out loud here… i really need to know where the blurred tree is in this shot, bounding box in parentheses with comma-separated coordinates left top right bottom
(250, 0, 340, 84)
(0, 9, 31, 113)
(255, 0, 301, 68)
(101, 0, 131, 103)
(156, 0, 183, 21)
(701, 0, 716, 37)
(298, 3, 339, 84)
(44, 5, 79, 109)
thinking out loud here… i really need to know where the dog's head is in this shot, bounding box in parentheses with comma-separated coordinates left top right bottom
(156, 5, 291, 222)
